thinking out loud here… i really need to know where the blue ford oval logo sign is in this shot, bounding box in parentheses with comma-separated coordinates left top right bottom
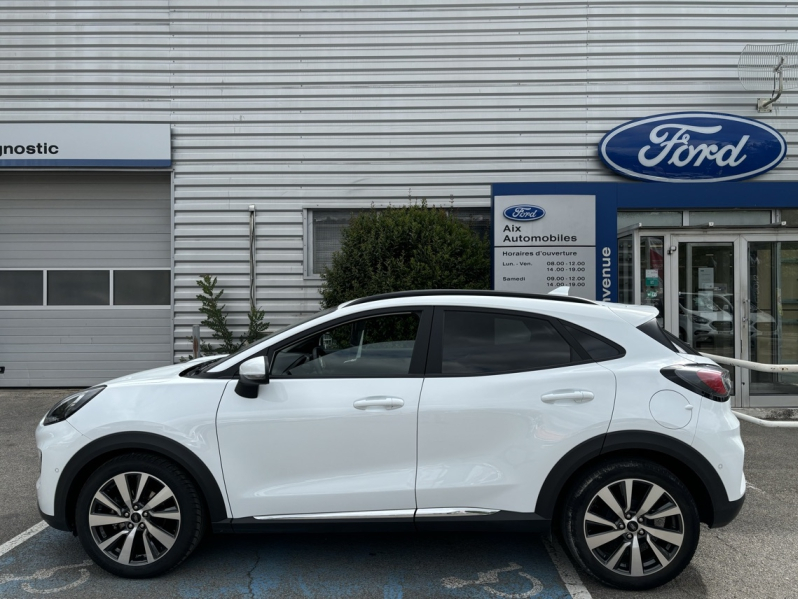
(599, 112, 786, 182)
(503, 204, 546, 221)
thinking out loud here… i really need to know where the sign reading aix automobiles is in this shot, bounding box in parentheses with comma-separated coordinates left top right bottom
(599, 112, 786, 182)
(493, 195, 596, 300)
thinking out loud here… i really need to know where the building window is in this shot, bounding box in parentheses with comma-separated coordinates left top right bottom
(307, 207, 490, 276)
(48, 270, 110, 306)
(0, 269, 171, 307)
(617, 211, 683, 230)
(114, 270, 171, 305)
(686, 210, 772, 226)
(0, 271, 43, 306)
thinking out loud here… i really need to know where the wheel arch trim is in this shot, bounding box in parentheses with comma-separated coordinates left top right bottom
(535, 431, 728, 527)
(51, 432, 228, 532)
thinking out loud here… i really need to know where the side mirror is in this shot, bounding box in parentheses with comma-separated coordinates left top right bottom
(235, 356, 269, 398)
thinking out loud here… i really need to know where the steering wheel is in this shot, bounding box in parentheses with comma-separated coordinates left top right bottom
(281, 353, 309, 375)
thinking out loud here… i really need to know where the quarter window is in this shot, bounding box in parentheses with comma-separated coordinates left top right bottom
(272, 312, 421, 377)
(441, 310, 579, 375)
(562, 323, 624, 361)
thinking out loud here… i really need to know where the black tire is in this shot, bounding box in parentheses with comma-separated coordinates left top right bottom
(561, 459, 699, 591)
(75, 453, 205, 578)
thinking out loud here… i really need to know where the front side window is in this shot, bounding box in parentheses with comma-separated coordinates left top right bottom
(272, 312, 420, 377)
(441, 310, 579, 375)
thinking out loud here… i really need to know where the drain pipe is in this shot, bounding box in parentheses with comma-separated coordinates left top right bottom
(249, 205, 257, 310)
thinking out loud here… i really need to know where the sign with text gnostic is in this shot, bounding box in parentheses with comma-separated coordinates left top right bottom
(599, 112, 786, 182)
(0, 123, 171, 167)
(493, 195, 596, 299)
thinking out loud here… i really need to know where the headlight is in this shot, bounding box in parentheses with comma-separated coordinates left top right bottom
(43, 386, 106, 426)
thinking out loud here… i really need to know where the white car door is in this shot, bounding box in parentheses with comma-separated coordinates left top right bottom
(217, 309, 431, 519)
(416, 307, 617, 515)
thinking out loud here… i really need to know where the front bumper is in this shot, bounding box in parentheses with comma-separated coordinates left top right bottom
(38, 505, 71, 532)
(35, 419, 91, 529)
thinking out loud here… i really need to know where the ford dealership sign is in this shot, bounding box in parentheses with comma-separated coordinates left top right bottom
(503, 204, 546, 221)
(599, 112, 786, 182)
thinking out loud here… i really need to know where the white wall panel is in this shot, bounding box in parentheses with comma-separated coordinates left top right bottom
(1, 1, 797, 361)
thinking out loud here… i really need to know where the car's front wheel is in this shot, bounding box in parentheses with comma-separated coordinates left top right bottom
(561, 459, 699, 590)
(75, 453, 204, 578)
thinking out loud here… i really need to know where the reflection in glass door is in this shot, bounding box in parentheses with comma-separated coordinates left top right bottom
(677, 242, 737, 395)
(747, 242, 798, 400)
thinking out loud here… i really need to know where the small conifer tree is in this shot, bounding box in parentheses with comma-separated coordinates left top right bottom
(184, 275, 269, 358)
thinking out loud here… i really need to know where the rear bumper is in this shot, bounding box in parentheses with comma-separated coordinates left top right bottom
(710, 491, 745, 528)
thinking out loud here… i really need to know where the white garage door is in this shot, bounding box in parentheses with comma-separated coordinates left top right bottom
(0, 171, 172, 387)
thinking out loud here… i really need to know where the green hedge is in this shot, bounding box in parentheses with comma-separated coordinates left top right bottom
(320, 202, 490, 308)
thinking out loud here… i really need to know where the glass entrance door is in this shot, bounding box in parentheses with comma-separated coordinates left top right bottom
(664, 234, 798, 407)
(745, 240, 798, 405)
(672, 239, 740, 402)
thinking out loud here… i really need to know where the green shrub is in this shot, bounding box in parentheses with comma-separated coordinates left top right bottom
(183, 275, 269, 359)
(320, 201, 490, 308)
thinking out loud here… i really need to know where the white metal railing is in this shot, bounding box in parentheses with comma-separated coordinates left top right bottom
(700, 352, 798, 373)
(700, 352, 798, 428)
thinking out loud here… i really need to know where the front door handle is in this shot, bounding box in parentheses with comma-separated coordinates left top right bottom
(353, 397, 404, 410)
(541, 390, 595, 404)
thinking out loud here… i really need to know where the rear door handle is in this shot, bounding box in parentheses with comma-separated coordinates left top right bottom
(353, 397, 404, 410)
(541, 390, 595, 404)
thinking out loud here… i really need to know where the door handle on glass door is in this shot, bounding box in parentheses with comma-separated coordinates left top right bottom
(541, 390, 595, 404)
(353, 397, 404, 410)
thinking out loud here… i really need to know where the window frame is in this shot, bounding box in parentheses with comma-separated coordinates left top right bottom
(425, 306, 597, 377)
(0, 267, 172, 309)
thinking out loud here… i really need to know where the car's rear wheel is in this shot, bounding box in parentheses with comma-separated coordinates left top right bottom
(561, 459, 699, 590)
(75, 453, 204, 578)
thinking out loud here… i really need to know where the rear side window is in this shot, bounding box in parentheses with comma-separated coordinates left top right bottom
(440, 310, 580, 374)
(562, 324, 625, 361)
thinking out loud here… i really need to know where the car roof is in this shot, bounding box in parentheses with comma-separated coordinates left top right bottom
(343, 289, 596, 307)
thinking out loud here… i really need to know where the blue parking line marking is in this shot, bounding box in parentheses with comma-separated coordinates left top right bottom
(0, 526, 576, 598)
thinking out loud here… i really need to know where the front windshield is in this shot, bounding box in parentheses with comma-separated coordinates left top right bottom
(210, 305, 339, 369)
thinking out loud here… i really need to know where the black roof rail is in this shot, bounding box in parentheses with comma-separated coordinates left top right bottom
(345, 289, 597, 307)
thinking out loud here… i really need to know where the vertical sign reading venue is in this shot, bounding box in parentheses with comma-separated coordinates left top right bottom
(493, 195, 597, 299)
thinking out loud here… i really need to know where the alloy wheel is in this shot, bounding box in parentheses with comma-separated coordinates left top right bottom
(582, 478, 685, 577)
(88, 472, 181, 566)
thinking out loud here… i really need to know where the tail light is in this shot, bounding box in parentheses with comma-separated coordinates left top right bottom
(660, 364, 731, 402)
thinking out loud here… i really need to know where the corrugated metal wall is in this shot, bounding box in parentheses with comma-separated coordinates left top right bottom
(1, 1, 796, 361)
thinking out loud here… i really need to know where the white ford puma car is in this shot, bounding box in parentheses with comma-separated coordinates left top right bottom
(36, 290, 745, 590)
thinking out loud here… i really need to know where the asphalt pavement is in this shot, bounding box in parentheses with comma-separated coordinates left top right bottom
(1, 388, 796, 598)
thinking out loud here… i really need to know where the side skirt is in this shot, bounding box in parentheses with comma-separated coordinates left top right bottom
(212, 509, 550, 534)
